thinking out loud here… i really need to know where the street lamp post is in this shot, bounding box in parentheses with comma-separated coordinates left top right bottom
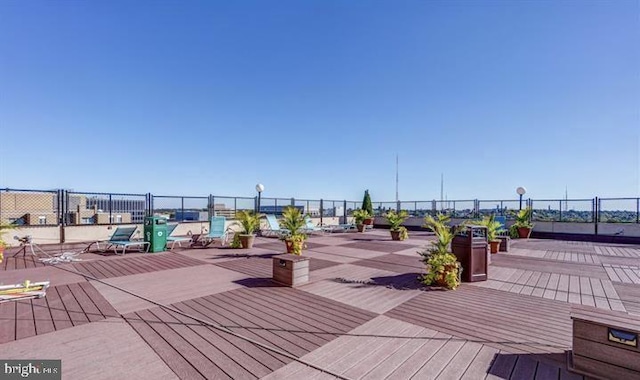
(516, 186, 527, 210)
(255, 183, 264, 214)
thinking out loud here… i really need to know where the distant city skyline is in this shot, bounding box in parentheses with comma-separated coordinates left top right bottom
(1, 1, 638, 201)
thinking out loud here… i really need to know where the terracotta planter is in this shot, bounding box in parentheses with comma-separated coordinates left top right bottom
(517, 227, 531, 239)
(390, 230, 401, 241)
(239, 234, 255, 249)
(356, 224, 366, 232)
(489, 240, 501, 254)
(435, 264, 459, 288)
(363, 218, 374, 226)
(285, 239, 304, 254)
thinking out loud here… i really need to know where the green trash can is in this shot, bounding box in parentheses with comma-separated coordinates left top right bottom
(144, 216, 167, 253)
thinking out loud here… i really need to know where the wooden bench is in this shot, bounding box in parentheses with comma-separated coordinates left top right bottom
(272, 254, 309, 287)
(570, 305, 640, 379)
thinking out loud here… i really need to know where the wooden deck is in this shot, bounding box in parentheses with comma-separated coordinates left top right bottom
(0, 282, 118, 344)
(72, 252, 206, 279)
(4, 231, 640, 379)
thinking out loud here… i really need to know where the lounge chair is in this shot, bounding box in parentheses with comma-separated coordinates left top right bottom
(166, 224, 191, 250)
(320, 222, 356, 233)
(83, 226, 149, 255)
(260, 214, 290, 238)
(189, 216, 232, 248)
(302, 216, 324, 235)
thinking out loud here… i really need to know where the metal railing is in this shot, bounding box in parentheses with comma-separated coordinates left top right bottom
(2, 188, 639, 230)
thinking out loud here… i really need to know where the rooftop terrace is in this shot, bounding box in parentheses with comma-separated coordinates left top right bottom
(3, 229, 640, 379)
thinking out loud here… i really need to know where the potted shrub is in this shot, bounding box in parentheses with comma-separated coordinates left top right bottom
(385, 210, 409, 241)
(280, 207, 307, 255)
(477, 215, 504, 254)
(0, 223, 16, 264)
(511, 207, 534, 238)
(361, 190, 374, 226)
(234, 210, 261, 249)
(419, 213, 461, 290)
(352, 209, 371, 233)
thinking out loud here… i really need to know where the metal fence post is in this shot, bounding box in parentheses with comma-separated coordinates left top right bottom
(637, 197, 639, 224)
(595, 197, 599, 235)
(109, 194, 113, 225)
(396, 200, 400, 213)
(343, 200, 347, 224)
(559, 200, 562, 222)
(320, 199, 323, 225)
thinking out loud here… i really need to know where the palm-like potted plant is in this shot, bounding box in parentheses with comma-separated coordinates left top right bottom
(385, 210, 409, 241)
(419, 213, 461, 290)
(511, 207, 534, 238)
(352, 209, 371, 233)
(234, 210, 261, 249)
(477, 215, 504, 254)
(280, 207, 307, 255)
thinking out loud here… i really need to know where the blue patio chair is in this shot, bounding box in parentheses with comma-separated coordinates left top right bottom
(189, 216, 232, 248)
(261, 214, 290, 238)
(166, 223, 191, 250)
(83, 226, 149, 255)
(494, 216, 509, 237)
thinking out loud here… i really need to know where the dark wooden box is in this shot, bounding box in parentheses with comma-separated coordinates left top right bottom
(499, 236, 510, 252)
(451, 225, 488, 282)
(272, 254, 310, 287)
(570, 305, 640, 379)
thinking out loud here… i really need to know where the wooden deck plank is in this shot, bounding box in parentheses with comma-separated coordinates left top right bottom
(460, 345, 500, 380)
(31, 296, 55, 336)
(510, 355, 538, 380)
(387, 332, 452, 379)
(14, 300, 36, 341)
(79, 281, 120, 318)
(164, 307, 271, 378)
(46, 286, 74, 331)
(534, 360, 560, 380)
(0, 301, 16, 344)
(56, 284, 90, 326)
(363, 328, 439, 380)
(433, 341, 483, 380)
(487, 353, 517, 379)
(213, 291, 328, 351)
(172, 301, 287, 371)
(125, 312, 205, 380)
(148, 308, 237, 379)
(136, 308, 220, 379)
(66, 282, 103, 322)
(410, 339, 466, 379)
(386, 287, 572, 355)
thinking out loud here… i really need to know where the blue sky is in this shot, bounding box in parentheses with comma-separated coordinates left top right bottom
(1, 0, 638, 202)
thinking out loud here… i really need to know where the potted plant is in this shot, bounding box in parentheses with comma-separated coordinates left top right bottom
(0, 223, 16, 264)
(511, 207, 534, 238)
(352, 209, 371, 233)
(419, 213, 461, 290)
(476, 215, 504, 254)
(234, 210, 261, 249)
(361, 190, 374, 226)
(385, 210, 409, 241)
(280, 207, 307, 255)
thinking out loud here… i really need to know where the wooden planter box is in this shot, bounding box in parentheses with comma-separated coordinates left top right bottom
(570, 305, 640, 379)
(498, 236, 510, 252)
(272, 254, 310, 287)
